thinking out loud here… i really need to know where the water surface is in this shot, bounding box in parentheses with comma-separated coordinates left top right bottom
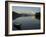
(13, 16, 40, 30)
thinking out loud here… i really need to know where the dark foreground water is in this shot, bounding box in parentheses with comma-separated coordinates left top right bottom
(12, 16, 40, 30)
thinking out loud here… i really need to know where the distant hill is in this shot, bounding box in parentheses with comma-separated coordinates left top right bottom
(12, 11, 34, 20)
(12, 11, 22, 20)
(35, 12, 40, 19)
(12, 11, 40, 20)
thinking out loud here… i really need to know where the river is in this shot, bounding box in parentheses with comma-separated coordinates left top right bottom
(13, 16, 40, 30)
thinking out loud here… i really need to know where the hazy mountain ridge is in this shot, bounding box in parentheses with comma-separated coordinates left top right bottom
(12, 11, 35, 20)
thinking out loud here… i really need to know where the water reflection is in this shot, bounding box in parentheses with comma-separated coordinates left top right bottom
(13, 16, 40, 30)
